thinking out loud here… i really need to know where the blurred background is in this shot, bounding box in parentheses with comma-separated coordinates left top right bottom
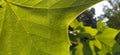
(69, 0, 120, 55)
(69, 0, 120, 43)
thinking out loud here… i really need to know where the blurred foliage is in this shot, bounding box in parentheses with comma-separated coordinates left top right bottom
(69, 1, 120, 54)
(98, 0, 120, 44)
(69, 20, 119, 55)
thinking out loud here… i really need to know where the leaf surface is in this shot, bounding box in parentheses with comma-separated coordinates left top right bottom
(97, 27, 119, 47)
(112, 43, 120, 55)
(0, 0, 102, 55)
(97, 27, 119, 55)
(75, 42, 84, 55)
(84, 27, 98, 36)
(93, 39, 102, 49)
(89, 41, 96, 55)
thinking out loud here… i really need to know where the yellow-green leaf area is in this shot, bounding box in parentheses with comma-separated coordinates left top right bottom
(0, 0, 102, 55)
(84, 27, 98, 36)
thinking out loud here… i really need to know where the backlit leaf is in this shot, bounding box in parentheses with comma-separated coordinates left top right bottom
(98, 43, 112, 55)
(97, 27, 119, 55)
(93, 39, 102, 49)
(75, 42, 84, 55)
(0, 0, 102, 55)
(97, 27, 119, 47)
(84, 27, 98, 36)
(89, 41, 96, 55)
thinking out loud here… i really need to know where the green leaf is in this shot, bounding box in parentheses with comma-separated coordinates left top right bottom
(70, 20, 84, 29)
(89, 41, 96, 55)
(83, 41, 93, 55)
(84, 27, 98, 36)
(0, 0, 102, 55)
(75, 42, 84, 55)
(72, 41, 93, 55)
(98, 42, 112, 55)
(97, 27, 119, 47)
(112, 43, 120, 55)
(93, 39, 102, 49)
(77, 32, 91, 39)
(0, 1, 1, 7)
(96, 27, 119, 55)
(97, 21, 105, 31)
(8, 0, 102, 9)
(70, 19, 79, 29)
(70, 20, 85, 32)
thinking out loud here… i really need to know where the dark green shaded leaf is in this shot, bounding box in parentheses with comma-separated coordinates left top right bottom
(112, 43, 120, 55)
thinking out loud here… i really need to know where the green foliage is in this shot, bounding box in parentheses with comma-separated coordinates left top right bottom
(98, 0, 120, 44)
(0, 0, 102, 55)
(75, 42, 84, 55)
(112, 43, 120, 54)
(69, 20, 120, 55)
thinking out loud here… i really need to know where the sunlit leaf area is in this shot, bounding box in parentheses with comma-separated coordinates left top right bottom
(0, 0, 120, 55)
